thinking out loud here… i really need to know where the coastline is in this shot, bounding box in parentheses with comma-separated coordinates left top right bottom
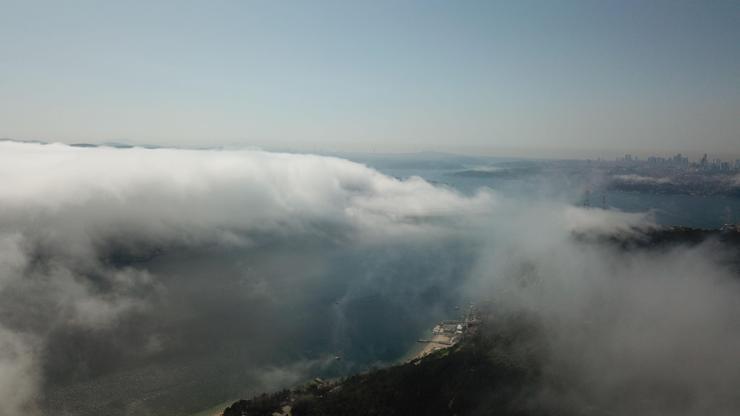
(193, 318, 466, 416)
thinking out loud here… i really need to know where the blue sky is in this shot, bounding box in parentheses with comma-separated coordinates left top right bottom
(1, 0, 738, 157)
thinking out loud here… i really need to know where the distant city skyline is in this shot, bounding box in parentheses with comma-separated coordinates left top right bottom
(1, 1, 739, 158)
(609, 152, 740, 171)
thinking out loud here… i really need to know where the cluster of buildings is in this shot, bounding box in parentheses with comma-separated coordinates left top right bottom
(696, 154, 740, 172)
(415, 304, 480, 360)
(431, 321, 465, 339)
(614, 153, 740, 172)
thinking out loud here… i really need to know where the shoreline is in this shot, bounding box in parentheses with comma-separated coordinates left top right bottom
(192, 319, 465, 416)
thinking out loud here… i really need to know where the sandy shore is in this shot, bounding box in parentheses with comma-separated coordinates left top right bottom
(189, 400, 233, 416)
(413, 334, 454, 360)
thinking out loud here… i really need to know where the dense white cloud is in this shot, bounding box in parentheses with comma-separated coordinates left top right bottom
(612, 174, 673, 185)
(0, 142, 492, 247)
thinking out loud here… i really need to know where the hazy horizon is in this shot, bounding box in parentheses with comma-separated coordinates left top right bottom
(2, 137, 737, 162)
(2, 0, 739, 158)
